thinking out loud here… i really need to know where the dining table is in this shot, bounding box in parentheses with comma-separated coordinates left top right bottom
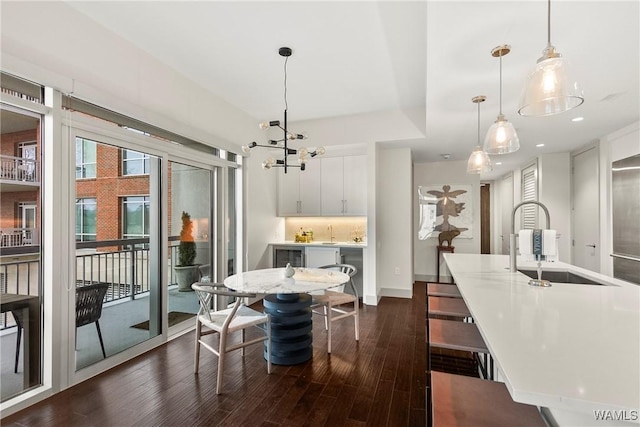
(0, 293, 41, 388)
(223, 267, 349, 365)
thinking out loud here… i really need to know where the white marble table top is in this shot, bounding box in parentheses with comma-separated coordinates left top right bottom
(223, 267, 349, 294)
(443, 253, 640, 425)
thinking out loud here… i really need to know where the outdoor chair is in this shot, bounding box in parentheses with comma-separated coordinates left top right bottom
(311, 264, 359, 353)
(192, 282, 272, 394)
(76, 282, 110, 359)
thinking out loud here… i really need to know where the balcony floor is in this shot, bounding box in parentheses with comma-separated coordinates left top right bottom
(1, 287, 198, 402)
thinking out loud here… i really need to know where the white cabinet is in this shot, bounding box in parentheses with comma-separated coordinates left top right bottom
(306, 246, 341, 267)
(343, 155, 367, 215)
(277, 160, 321, 216)
(320, 155, 367, 216)
(277, 154, 367, 217)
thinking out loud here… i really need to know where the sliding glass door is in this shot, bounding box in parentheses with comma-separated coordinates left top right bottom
(73, 134, 163, 371)
(166, 161, 213, 325)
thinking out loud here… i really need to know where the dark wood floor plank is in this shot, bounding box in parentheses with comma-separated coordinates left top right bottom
(3, 283, 428, 427)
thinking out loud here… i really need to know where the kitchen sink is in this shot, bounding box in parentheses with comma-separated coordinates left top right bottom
(518, 269, 608, 286)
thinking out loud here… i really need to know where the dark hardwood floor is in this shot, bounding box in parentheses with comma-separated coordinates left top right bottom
(3, 283, 427, 427)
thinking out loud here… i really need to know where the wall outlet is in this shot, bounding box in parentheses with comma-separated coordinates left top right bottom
(394, 267, 400, 275)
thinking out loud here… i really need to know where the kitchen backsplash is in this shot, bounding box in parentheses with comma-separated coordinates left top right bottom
(285, 217, 367, 243)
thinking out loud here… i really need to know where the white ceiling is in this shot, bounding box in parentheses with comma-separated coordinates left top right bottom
(64, 1, 639, 180)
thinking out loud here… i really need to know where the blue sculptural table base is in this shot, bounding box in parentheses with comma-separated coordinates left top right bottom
(262, 293, 313, 365)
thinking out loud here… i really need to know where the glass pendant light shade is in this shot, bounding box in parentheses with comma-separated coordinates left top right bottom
(467, 146, 493, 174)
(518, 47, 584, 117)
(484, 45, 520, 154)
(467, 95, 492, 174)
(484, 115, 520, 154)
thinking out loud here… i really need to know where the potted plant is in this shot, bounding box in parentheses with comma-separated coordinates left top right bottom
(174, 211, 198, 291)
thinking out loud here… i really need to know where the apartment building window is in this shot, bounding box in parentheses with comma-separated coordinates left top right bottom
(123, 196, 149, 239)
(122, 149, 150, 176)
(75, 198, 97, 241)
(76, 138, 96, 179)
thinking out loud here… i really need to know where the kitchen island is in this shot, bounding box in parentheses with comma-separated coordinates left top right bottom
(444, 253, 639, 426)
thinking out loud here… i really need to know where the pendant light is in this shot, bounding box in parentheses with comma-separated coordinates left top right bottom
(484, 45, 520, 154)
(518, 0, 584, 117)
(467, 96, 492, 174)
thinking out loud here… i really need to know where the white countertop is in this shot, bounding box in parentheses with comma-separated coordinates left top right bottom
(443, 254, 639, 420)
(223, 267, 349, 294)
(270, 241, 368, 248)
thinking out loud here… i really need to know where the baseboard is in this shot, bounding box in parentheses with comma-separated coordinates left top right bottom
(414, 274, 452, 283)
(378, 287, 412, 299)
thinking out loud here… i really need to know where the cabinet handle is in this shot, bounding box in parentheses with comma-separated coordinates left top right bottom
(344, 200, 347, 213)
(297, 200, 301, 213)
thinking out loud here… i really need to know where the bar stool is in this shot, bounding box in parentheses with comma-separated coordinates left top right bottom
(427, 296, 471, 320)
(430, 371, 546, 427)
(428, 318, 493, 380)
(427, 283, 462, 298)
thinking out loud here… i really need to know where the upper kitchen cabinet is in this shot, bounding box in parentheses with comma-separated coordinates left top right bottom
(277, 160, 321, 216)
(321, 155, 367, 216)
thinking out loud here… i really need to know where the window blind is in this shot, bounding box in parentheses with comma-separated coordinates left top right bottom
(521, 162, 538, 229)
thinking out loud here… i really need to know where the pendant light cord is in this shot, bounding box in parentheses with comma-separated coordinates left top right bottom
(477, 101, 481, 146)
(499, 54, 503, 115)
(547, 0, 552, 46)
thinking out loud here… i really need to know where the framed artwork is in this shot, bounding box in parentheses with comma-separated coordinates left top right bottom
(419, 184, 472, 239)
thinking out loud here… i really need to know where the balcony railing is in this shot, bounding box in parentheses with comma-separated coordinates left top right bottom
(0, 155, 38, 183)
(0, 228, 38, 248)
(1, 238, 184, 330)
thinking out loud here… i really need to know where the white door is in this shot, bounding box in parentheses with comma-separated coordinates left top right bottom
(572, 147, 600, 272)
(500, 174, 514, 254)
(299, 160, 322, 215)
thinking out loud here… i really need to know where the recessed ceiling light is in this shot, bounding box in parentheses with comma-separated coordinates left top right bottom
(495, 162, 503, 165)
(536, 143, 545, 148)
(571, 117, 584, 122)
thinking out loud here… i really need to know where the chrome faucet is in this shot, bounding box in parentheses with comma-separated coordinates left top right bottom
(328, 224, 334, 242)
(509, 200, 551, 273)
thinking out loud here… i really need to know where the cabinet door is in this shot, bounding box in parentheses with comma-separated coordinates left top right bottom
(320, 157, 345, 215)
(277, 167, 301, 216)
(343, 155, 367, 215)
(306, 246, 340, 267)
(299, 159, 321, 215)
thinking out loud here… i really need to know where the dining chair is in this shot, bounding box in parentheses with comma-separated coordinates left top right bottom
(311, 264, 359, 353)
(192, 283, 272, 394)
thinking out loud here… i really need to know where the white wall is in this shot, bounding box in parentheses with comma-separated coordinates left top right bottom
(539, 152, 571, 261)
(413, 160, 481, 282)
(1, 1, 260, 151)
(377, 147, 413, 298)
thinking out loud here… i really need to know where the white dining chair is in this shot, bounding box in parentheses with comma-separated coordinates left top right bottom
(311, 264, 359, 353)
(192, 283, 272, 394)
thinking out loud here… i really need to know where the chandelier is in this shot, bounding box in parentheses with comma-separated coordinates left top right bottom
(242, 47, 324, 173)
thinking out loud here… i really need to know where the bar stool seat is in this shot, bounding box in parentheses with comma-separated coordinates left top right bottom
(427, 283, 462, 298)
(430, 371, 546, 427)
(428, 296, 471, 318)
(428, 318, 486, 353)
(428, 318, 493, 379)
